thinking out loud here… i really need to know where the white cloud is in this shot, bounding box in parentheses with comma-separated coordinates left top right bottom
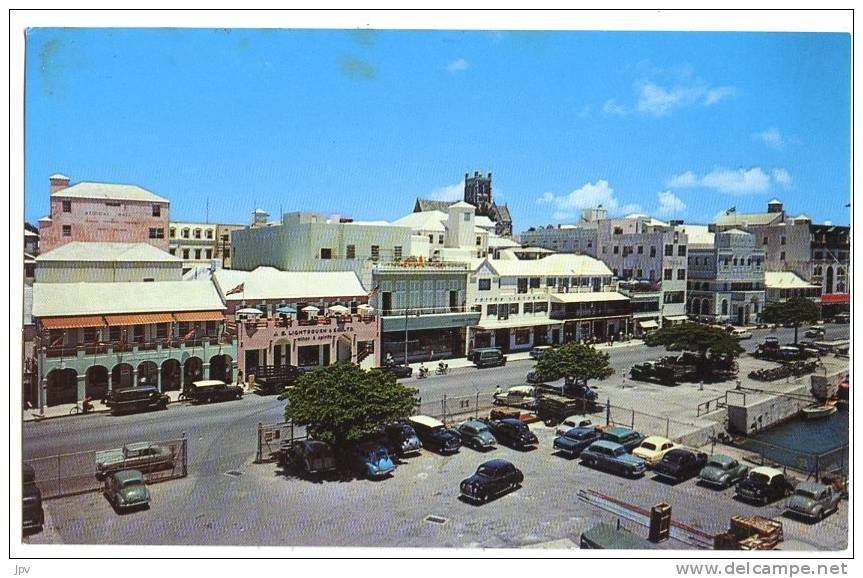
(656, 190, 687, 216)
(429, 181, 464, 201)
(666, 167, 791, 195)
(772, 168, 792, 187)
(537, 180, 641, 220)
(602, 99, 629, 116)
(704, 86, 736, 106)
(637, 82, 688, 116)
(753, 127, 785, 149)
(446, 58, 469, 72)
(604, 77, 738, 117)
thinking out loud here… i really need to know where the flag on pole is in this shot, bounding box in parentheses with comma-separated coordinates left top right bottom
(225, 282, 245, 296)
(183, 328, 197, 341)
(367, 285, 380, 297)
(49, 335, 63, 347)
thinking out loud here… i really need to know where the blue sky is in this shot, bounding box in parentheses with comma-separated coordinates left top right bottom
(25, 28, 851, 230)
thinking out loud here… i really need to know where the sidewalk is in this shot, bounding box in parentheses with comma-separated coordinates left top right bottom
(23, 390, 188, 423)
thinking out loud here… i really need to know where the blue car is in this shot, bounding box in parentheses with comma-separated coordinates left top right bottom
(552, 427, 602, 458)
(580, 440, 647, 478)
(344, 442, 396, 479)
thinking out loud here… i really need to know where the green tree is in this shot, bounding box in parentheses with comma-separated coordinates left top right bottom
(534, 343, 614, 387)
(761, 296, 820, 344)
(280, 363, 418, 446)
(644, 322, 744, 379)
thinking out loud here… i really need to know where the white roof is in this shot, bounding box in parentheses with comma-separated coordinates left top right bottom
(487, 236, 521, 248)
(764, 272, 818, 290)
(549, 291, 629, 304)
(481, 253, 612, 278)
(51, 181, 169, 203)
(449, 201, 474, 209)
(36, 242, 180, 263)
(408, 415, 445, 428)
(390, 210, 447, 232)
(50, 173, 70, 180)
(213, 267, 366, 301)
(678, 225, 714, 247)
(474, 216, 496, 229)
(475, 317, 562, 330)
(32, 281, 225, 317)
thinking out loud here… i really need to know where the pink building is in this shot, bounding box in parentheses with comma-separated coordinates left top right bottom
(39, 174, 170, 253)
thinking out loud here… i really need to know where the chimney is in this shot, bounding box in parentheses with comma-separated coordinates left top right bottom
(465, 172, 469, 181)
(487, 172, 492, 180)
(49, 173, 70, 195)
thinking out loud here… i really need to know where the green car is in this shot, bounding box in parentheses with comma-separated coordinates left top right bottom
(103, 469, 151, 512)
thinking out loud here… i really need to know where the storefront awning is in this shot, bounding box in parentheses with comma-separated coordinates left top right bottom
(663, 315, 690, 322)
(549, 291, 629, 304)
(173, 310, 225, 322)
(638, 320, 659, 329)
(821, 293, 849, 304)
(474, 317, 563, 331)
(40, 315, 106, 329)
(104, 313, 176, 326)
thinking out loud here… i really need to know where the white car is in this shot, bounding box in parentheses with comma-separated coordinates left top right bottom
(492, 385, 537, 410)
(729, 328, 753, 340)
(555, 416, 594, 437)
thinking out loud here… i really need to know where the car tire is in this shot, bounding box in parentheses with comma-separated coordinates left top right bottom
(584, 457, 596, 468)
(816, 508, 825, 522)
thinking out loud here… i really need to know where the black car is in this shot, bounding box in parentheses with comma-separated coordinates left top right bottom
(279, 440, 338, 476)
(562, 378, 600, 402)
(407, 415, 461, 454)
(459, 459, 523, 503)
(552, 427, 603, 458)
(23, 464, 43, 533)
(482, 418, 538, 450)
(185, 380, 244, 404)
(381, 423, 423, 456)
(103, 386, 169, 416)
(735, 467, 796, 505)
(653, 448, 708, 483)
(380, 363, 413, 379)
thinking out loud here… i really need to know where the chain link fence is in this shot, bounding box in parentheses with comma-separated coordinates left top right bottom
(255, 421, 307, 463)
(25, 436, 188, 500)
(606, 402, 702, 442)
(737, 436, 849, 480)
(415, 392, 497, 426)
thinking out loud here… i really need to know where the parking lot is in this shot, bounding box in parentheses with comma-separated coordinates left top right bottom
(26, 421, 848, 550)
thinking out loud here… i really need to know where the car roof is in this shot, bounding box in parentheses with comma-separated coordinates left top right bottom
(125, 441, 157, 451)
(507, 385, 534, 393)
(605, 426, 637, 436)
(112, 469, 145, 483)
(640, 436, 672, 445)
(565, 427, 597, 436)
(409, 415, 444, 428)
(191, 379, 226, 387)
(114, 385, 159, 393)
(500, 418, 524, 425)
(461, 420, 486, 429)
(301, 440, 331, 450)
(751, 466, 784, 477)
(708, 454, 736, 465)
(796, 481, 826, 493)
(480, 459, 513, 469)
(665, 448, 695, 457)
(590, 440, 623, 451)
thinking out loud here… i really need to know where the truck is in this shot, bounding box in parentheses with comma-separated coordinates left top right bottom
(248, 365, 304, 395)
(536, 393, 596, 426)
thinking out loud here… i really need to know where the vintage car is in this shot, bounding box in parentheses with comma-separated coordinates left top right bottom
(456, 420, 497, 451)
(785, 482, 841, 521)
(185, 380, 244, 404)
(471, 348, 507, 369)
(22, 464, 44, 533)
(380, 362, 413, 379)
(580, 440, 647, 478)
(279, 440, 338, 476)
(629, 360, 690, 386)
(735, 467, 796, 505)
(492, 385, 537, 410)
(729, 328, 753, 340)
(698, 454, 749, 489)
(525, 370, 544, 384)
(804, 325, 826, 339)
(653, 448, 708, 483)
(342, 442, 395, 479)
(555, 416, 594, 437)
(103, 469, 151, 512)
(103, 386, 169, 416)
(380, 423, 422, 456)
(459, 459, 523, 504)
(552, 427, 602, 458)
(482, 418, 538, 450)
(249, 364, 304, 395)
(529, 345, 553, 360)
(632, 436, 679, 467)
(600, 426, 645, 452)
(407, 415, 461, 454)
(580, 522, 657, 549)
(95, 442, 175, 480)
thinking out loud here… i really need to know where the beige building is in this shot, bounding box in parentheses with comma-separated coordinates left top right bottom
(35, 242, 182, 283)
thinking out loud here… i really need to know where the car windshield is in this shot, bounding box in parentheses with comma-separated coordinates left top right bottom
(121, 478, 143, 488)
(571, 431, 591, 440)
(707, 459, 730, 469)
(641, 442, 657, 451)
(613, 447, 626, 457)
(512, 422, 528, 432)
(750, 472, 770, 485)
(476, 466, 496, 477)
(666, 453, 686, 464)
(795, 488, 819, 499)
(368, 448, 389, 462)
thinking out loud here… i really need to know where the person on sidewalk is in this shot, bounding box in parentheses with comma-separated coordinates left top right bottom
(237, 369, 244, 387)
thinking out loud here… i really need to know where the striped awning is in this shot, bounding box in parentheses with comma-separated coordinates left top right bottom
(40, 315, 106, 329)
(173, 311, 224, 322)
(104, 313, 175, 326)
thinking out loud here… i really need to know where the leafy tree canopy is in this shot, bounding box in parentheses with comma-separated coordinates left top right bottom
(280, 363, 418, 446)
(643, 322, 744, 358)
(534, 343, 614, 384)
(762, 297, 820, 326)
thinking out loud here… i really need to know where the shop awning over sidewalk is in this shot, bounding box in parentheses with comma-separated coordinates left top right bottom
(549, 291, 629, 304)
(637, 320, 659, 329)
(474, 317, 563, 331)
(40, 315, 107, 329)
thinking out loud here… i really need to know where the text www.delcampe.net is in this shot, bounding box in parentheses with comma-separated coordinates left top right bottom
(676, 563, 849, 576)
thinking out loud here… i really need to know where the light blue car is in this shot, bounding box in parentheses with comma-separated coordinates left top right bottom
(345, 442, 395, 479)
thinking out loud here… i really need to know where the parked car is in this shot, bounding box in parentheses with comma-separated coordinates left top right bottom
(600, 426, 645, 452)
(785, 482, 841, 521)
(185, 379, 244, 404)
(698, 454, 749, 489)
(632, 436, 679, 467)
(407, 415, 461, 454)
(735, 467, 795, 505)
(492, 385, 537, 410)
(580, 440, 647, 478)
(342, 442, 395, 479)
(730, 328, 753, 340)
(653, 448, 708, 483)
(459, 459, 523, 504)
(381, 423, 422, 457)
(580, 522, 657, 549)
(552, 427, 602, 458)
(804, 325, 826, 339)
(833, 313, 849, 324)
(103, 386, 169, 416)
(456, 420, 497, 451)
(471, 348, 507, 368)
(103, 469, 151, 512)
(525, 370, 544, 384)
(555, 416, 594, 437)
(482, 418, 538, 450)
(95, 441, 175, 480)
(279, 440, 338, 476)
(380, 362, 413, 379)
(529, 345, 553, 360)
(22, 464, 43, 533)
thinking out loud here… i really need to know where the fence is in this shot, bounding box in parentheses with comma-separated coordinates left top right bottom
(415, 392, 497, 426)
(25, 436, 188, 500)
(606, 401, 701, 442)
(255, 421, 306, 463)
(737, 436, 849, 480)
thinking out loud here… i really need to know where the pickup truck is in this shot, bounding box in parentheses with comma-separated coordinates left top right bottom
(95, 442, 175, 480)
(249, 365, 304, 395)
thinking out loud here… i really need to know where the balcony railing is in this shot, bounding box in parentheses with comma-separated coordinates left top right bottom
(374, 261, 472, 272)
(41, 335, 233, 358)
(239, 313, 377, 329)
(381, 305, 472, 317)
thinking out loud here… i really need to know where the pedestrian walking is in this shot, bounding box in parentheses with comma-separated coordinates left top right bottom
(237, 369, 244, 386)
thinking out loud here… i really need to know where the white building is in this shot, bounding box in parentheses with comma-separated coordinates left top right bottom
(34, 242, 182, 283)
